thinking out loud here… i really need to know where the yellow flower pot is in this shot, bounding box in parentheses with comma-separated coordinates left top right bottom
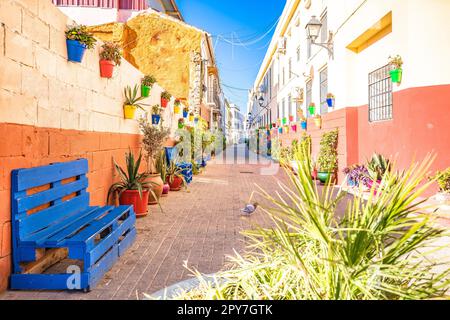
(124, 104, 137, 119)
(314, 117, 322, 128)
(174, 105, 181, 114)
(189, 115, 194, 122)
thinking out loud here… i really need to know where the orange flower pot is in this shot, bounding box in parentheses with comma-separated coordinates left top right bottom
(119, 189, 149, 217)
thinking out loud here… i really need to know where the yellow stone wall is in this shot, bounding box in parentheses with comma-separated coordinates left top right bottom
(89, 13, 203, 102)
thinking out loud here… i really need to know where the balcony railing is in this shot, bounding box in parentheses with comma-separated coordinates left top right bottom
(52, 0, 148, 10)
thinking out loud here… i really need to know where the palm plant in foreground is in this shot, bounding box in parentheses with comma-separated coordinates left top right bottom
(171, 143, 450, 300)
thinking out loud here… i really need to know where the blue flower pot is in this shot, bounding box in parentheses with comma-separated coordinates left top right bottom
(194, 117, 199, 124)
(326, 98, 334, 107)
(66, 39, 87, 63)
(301, 121, 307, 130)
(152, 114, 161, 125)
(183, 111, 188, 118)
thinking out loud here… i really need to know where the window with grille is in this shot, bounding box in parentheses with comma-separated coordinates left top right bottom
(306, 81, 312, 118)
(320, 67, 328, 115)
(368, 64, 393, 122)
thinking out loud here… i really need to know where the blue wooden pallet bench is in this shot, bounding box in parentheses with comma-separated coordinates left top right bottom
(10, 159, 136, 291)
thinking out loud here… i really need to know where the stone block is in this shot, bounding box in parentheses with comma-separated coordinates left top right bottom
(0, 1, 22, 32)
(34, 45, 57, 78)
(5, 29, 34, 67)
(0, 56, 22, 93)
(49, 26, 67, 58)
(1, 222, 11, 257)
(22, 11, 50, 48)
(37, 105, 61, 129)
(0, 89, 37, 125)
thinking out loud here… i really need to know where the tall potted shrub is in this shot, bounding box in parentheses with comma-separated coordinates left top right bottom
(107, 150, 155, 217)
(65, 25, 97, 63)
(99, 42, 122, 78)
(141, 75, 156, 97)
(317, 129, 338, 184)
(139, 118, 170, 204)
(161, 91, 171, 108)
(389, 55, 403, 84)
(151, 105, 162, 125)
(123, 85, 145, 120)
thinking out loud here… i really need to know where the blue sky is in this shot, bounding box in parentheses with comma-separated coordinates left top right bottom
(177, 0, 286, 113)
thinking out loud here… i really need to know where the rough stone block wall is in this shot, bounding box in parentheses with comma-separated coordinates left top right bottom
(0, 0, 180, 291)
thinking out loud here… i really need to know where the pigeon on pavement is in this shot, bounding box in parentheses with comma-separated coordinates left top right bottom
(241, 202, 258, 215)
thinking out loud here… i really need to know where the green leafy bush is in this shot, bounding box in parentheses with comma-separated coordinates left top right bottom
(142, 75, 156, 87)
(65, 25, 97, 49)
(99, 42, 122, 65)
(432, 168, 450, 193)
(317, 129, 338, 172)
(367, 153, 391, 181)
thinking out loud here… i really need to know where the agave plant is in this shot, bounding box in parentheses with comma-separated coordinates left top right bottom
(171, 143, 450, 300)
(107, 149, 157, 202)
(124, 85, 145, 109)
(166, 160, 187, 187)
(367, 153, 391, 181)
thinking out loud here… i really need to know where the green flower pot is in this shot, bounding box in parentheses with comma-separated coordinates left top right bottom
(390, 68, 402, 83)
(317, 172, 333, 184)
(282, 117, 287, 125)
(308, 106, 316, 116)
(141, 85, 151, 97)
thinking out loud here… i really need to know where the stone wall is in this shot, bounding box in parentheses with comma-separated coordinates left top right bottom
(0, 0, 182, 291)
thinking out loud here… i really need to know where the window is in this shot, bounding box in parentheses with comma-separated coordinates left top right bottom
(305, 81, 312, 118)
(321, 11, 328, 43)
(369, 64, 393, 122)
(297, 46, 301, 61)
(320, 67, 328, 114)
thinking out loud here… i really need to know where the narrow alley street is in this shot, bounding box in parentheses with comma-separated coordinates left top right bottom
(0, 144, 285, 300)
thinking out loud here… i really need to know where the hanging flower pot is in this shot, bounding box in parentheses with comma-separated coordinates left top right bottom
(389, 55, 403, 84)
(178, 118, 185, 129)
(189, 113, 194, 122)
(301, 120, 307, 130)
(390, 69, 402, 83)
(308, 103, 316, 116)
(123, 104, 137, 119)
(291, 124, 297, 132)
(152, 114, 161, 125)
(141, 75, 156, 97)
(99, 60, 114, 78)
(285, 126, 289, 134)
(326, 93, 335, 107)
(194, 117, 199, 124)
(183, 108, 189, 118)
(278, 127, 283, 134)
(314, 115, 322, 128)
(65, 25, 96, 63)
(161, 91, 171, 108)
(282, 117, 287, 125)
(289, 115, 294, 122)
(174, 105, 180, 114)
(272, 123, 277, 128)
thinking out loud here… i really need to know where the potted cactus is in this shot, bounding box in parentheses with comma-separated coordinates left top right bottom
(123, 85, 145, 119)
(389, 55, 403, 84)
(99, 42, 122, 78)
(174, 99, 181, 114)
(151, 105, 162, 125)
(141, 75, 156, 97)
(308, 103, 316, 116)
(65, 25, 96, 63)
(326, 93, 335, 108)
(161, 91, 171, 108)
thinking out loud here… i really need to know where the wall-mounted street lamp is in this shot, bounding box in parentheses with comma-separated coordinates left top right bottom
(305, 15, 334, 59)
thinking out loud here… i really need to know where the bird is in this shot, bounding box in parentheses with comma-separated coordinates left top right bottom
(240, 202, 259, 215)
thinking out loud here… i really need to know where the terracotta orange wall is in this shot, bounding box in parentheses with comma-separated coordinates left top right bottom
(357, 84, 450, 175)
(0, 123, 142, 291)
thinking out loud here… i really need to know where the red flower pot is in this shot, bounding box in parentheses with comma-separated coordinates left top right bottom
(161, 98, 169, 108)
(289, 115, 294, 122)
(99, 60, 114, 78)
(119, 189, 149, 217)
(167, 176, 183, 191)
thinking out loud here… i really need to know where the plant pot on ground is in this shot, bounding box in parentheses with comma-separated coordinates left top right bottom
(123, 85, 145, 120)
(166, 161, 186, 191)
(108, 150, 157, 217)
(65, 25, 97, 63)
(161, 91, 171, 108)
(317, 129, 338, 184)
(99, 42, 122, 78)
(431, 167, 450, 205)
(141, 75, 156, 97)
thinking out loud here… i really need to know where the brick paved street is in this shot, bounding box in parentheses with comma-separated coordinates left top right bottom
(0, 144, 287, 300)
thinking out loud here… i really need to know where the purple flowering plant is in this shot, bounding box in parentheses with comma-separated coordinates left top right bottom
(343, 165, 371, 187)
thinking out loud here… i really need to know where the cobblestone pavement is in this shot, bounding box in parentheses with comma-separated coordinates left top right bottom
(0, 144, 289, 300)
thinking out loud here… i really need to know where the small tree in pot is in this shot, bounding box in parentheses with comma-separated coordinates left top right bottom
(139, 118, 170, 204)
(317, 129, 338, 184)
(99, 42, 122, 78)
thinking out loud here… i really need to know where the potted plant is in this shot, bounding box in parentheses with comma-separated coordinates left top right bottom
(183, 107, 189, 118)
(161, 91, 171, 108)
(300, 117, 307, 130)
(343, 165, 371, 188)
(107, 150, 156, 217)
(291, 124, 297, 132)
(326, 93, 335, 107)
(313, 114, 322, 128)
(123, 85, 145, 120)
(282, 117, 287, 125)
(151, 105, 162, 125)
(99, 42, 122, 78)
(308, 103, 316, 116)
(178, 118, 185, 129)
(189, 112, 194, 122)
(166, 161, 186, 191)
(65, 25, 97, 63)
(141, 75, 156, 97)
(155, 149, 170, 197)
(289, 115, 294, 122)
(317, 129, 338, 184)
(139, 118, 171, 204)
(194, 116, 199, 125)
(389, 55, 403, 84)
(431, 168, 450, 205)
(278, 127, 283, 134)
(174, 99, 181, 114)
(366, 153, 390, 188)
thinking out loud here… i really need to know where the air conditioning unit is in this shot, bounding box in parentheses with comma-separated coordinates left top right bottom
(278, 37, 287, 54)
